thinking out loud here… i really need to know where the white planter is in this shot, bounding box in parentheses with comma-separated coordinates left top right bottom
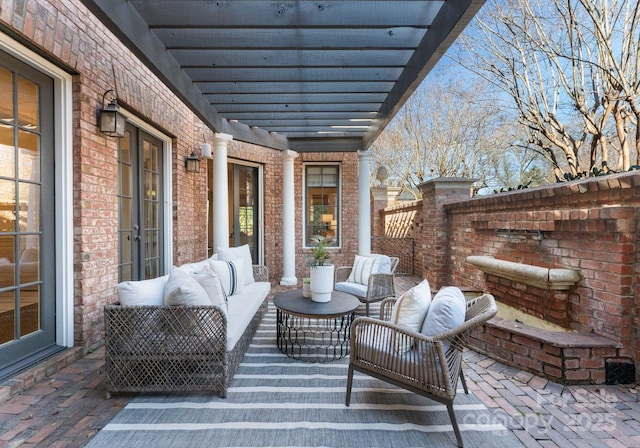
(310, 265, 335, 303)
(302, 282, 311, 298)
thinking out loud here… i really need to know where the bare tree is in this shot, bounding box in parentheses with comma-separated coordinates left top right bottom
(370, 68, 517, 195)
(455, 0, 640, 181)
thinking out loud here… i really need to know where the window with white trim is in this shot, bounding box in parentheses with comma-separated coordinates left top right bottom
(304, 164, 339, 247)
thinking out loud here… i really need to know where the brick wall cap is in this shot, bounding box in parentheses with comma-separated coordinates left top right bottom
(489, 319, 621, 348)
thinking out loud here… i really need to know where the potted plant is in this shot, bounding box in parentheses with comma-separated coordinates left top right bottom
(306, 235, 334, 302)
(302, 277, 311, 298)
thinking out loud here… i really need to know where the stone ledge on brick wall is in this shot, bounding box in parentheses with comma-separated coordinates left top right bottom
(490, 318, 620, 348)
(467, 255, 582, 290)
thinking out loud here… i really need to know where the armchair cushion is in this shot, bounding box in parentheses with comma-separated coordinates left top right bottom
(347, 254, 391, 285)
(334, 281, 368, 298)
(420, 286, 466, 339)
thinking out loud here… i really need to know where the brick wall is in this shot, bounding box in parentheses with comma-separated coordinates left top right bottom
(379, 172, 640, 380)
(10, 0, 215, 351)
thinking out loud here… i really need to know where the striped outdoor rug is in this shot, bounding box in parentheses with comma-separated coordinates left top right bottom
(86, 302, 523, 448)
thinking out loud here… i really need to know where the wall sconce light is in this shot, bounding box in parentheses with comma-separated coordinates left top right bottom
(184, 142, 213, 173)
(98, 89, 127, 137)
(185, 151, 200, 173)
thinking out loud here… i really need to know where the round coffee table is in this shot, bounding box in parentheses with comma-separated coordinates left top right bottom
(273, 289, 360, 362)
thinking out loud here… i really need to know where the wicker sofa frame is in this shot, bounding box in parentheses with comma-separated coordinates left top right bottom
(346, 293, 497, 447)
(104, 265, 269, 399)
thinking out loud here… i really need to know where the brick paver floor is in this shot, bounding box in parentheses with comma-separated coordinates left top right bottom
(1, 278, 638, 447)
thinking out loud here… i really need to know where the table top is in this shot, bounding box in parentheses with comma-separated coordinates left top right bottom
(273, 289, 360, 318)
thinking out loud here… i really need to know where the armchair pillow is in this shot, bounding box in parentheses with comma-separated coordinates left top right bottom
(347, 254, 391, 285)
(390, 279, 432, 332)
(420, 286, 466, 351)
(390, 279, 431, 353)
(208, 258, 245, 296)
(218, 244, 255, 286)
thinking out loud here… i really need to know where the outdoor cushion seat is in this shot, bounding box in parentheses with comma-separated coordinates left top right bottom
(334, 254, 399, 316)
(346, 290, 497, 447)
(104, 259, 270, 398)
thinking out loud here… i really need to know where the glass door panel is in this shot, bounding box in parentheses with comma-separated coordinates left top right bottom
(0, 50, 56, 377)
(118, 126, 164, 282)
(228, 163, 259, 264)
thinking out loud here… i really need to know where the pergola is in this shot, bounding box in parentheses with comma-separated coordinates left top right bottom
(81, 0, 485, 152)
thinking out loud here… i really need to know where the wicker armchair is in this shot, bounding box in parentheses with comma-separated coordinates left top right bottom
(346, 293, 497, 448)
(334, 256, 399, 316)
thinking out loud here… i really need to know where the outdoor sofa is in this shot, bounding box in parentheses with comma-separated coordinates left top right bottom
(103, 245, 270, 398)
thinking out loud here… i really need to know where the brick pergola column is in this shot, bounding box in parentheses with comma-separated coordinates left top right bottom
(417, 177, 476, 289)
(211, 133, 233, 251)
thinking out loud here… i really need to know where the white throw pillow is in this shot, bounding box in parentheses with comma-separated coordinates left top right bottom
(208, 258, 245, 296)
(191, 267, 227, 311)
(218, 245, 255, 285)
(390, 279, 432, 353)
(176, 259, 210, 274)
(421, 286, 466, 339)
(390, 279, 432, 331)
(164, 268, 211, 306)
(347, 255, 384, 285)
(117, 275, 168, 306)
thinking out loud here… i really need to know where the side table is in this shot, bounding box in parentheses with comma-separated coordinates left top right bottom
(272, 289, 360, 362)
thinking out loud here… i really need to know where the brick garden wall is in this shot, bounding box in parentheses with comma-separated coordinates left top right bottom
(378, 172, 640, 382)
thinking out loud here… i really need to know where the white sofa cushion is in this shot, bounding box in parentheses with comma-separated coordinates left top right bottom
(334, 281, 368, 298)
(176, 253, 220, 275)
(209, 258, 244, 296)
(176, 259, 209, 274)
(218, 244, 255, 285)
(347, 254, 391, 285)
(117, 275, 168, 306)
(421, 286, 466, 338)
(164, 268, 211, 307)
(191, 268, 227, 311)
(226, 281, 270, 351)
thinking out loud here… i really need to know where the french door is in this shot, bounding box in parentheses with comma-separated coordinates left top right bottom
(228, 163, 260, 264)
(118, 125, 165, 281)
(0, 50, 57, 378)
